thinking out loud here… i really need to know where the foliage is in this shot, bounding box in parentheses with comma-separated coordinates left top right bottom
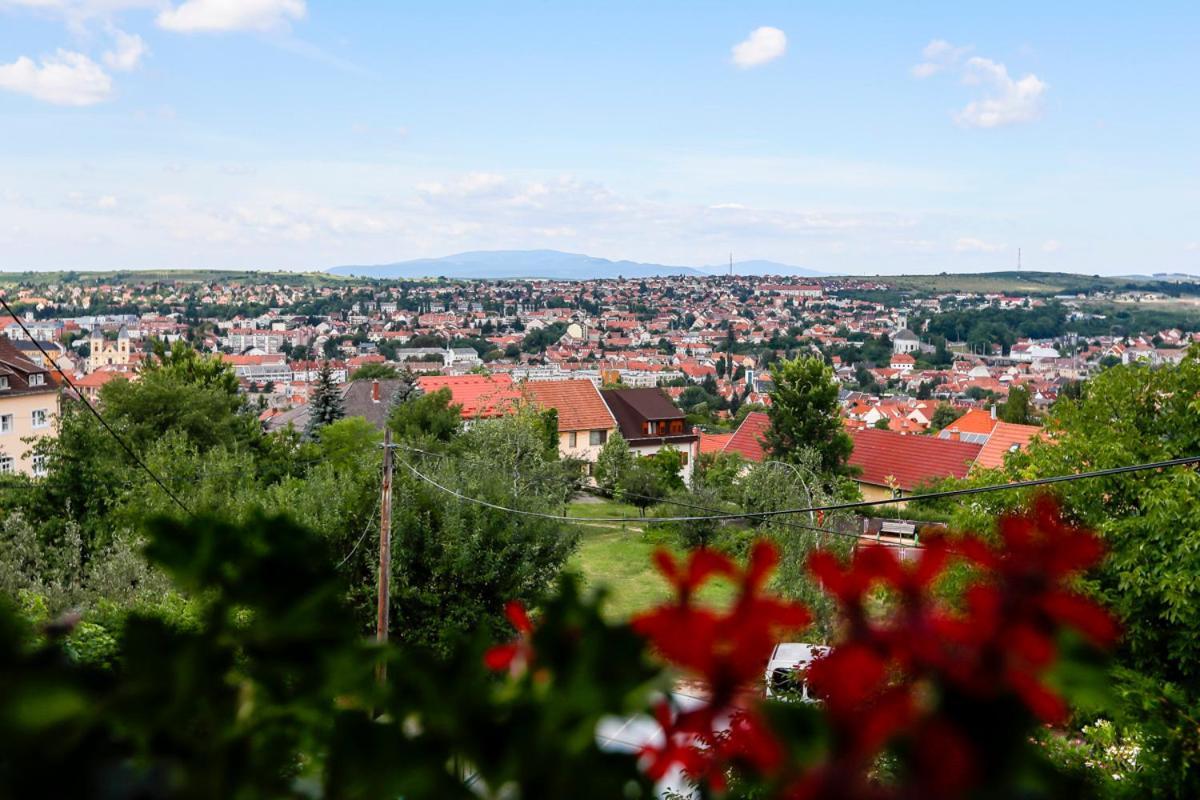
(764, 356, 853, 475)
(388, 387, 460, 446)
(349, 363, 400, 381)
(930, 402, 964, 431)
(593, 434, 634, 495)
(926, 348, 1200, 794)
(0, 495, 1121, 799)
(1000, 384, 1034, 424)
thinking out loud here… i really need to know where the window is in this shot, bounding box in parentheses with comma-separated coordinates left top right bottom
(32, 409, 47, 429)
(589, 430, 607, 446)
(680, 452, 689, 466)
(669, 419, 684, 434)
(29, 373, 44, 387)
(0, 457, 12, 474)
(32, 455, 46, 477)
(641, 421, 651, 435)
(0, 376, 8, 390)
(568, 431, 577, 448)
(0, 415, 11, 433)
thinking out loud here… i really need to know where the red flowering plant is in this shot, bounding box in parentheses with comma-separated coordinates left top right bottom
(609, 495, 1121, 798)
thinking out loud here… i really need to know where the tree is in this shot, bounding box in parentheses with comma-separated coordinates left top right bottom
(872, 417, 891, 431)
(763, 356, 853, 475)
(349, 363, 400, 381)
(593, 435, 633, 495)
(618, 459, 667, 516)
(999, 385, 1033, 424)
(304, 362, 344, 440)
(389, 387, 460, 445)
(929, 403, 963, 431)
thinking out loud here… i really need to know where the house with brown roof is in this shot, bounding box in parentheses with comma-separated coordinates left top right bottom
(523, 379, 617, 468)
(600, 387, 699, 483)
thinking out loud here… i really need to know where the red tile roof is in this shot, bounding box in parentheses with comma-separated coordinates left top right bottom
(723, 411, 771, 462)
(699, 431, 734, 454)
(523, 379, 616, 432)
(417, 374, 522, 419)
(848, 428, 981, 491)
(973, 422, 1045, 471)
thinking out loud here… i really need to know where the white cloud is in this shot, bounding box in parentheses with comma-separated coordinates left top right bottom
(97, 194, 118, 208)
(1041, 239, 1062, 253)
(914, 41, 1048, 128)
(731, 26, 787, 69)
(954, 56, 1047, 128)
(102, 28, 147, 71)
(0, 49, 112, 105)
(157, 0, 306, 33)
(911, 39, 971, 78)
(954, 236, 1002, 253)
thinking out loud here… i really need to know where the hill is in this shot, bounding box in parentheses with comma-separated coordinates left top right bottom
(328, 250, 707, 280)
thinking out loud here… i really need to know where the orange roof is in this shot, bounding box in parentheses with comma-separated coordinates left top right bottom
(73, 369, 128, 389)
(699, 431, 734, 454)
(522, 379, 616, 432)
(944, 408, 998, 436)
(417, 374, 522, 419)
(723, 411, 771, 462)
(973, 422, 1045, 471)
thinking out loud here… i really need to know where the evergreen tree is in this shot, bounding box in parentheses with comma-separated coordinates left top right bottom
(304, 362, 344, 440)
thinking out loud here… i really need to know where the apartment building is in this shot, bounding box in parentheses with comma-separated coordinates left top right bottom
(0, 336, 59, 477)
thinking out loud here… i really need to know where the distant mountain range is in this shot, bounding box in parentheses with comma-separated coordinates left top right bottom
(328, 250, 826, 280)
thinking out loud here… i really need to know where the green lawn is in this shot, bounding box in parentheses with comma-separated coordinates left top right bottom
(564, 499, 736, 620)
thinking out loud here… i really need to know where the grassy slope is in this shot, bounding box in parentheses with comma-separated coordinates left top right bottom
(564, 499, 735, 620)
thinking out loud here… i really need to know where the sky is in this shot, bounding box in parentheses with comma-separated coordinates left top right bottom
(0, 0, 1198, 275)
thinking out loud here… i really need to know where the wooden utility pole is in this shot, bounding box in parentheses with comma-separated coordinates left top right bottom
(376, 429, 394, 652)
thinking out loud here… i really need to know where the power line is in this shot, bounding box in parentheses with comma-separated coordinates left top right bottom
(581, 486, 913, 550)
(393, 446, 1200, 526)
(0, 298, 192, 515)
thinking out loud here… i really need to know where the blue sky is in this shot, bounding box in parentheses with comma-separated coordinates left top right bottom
(1, 0, 1197, 275)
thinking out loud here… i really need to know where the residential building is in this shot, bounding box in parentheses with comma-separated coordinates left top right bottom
(523, 379, 617, 468)
(847, 427, 981, 503)
(0, 336, 59, 476)
(600, 387, 699, 483)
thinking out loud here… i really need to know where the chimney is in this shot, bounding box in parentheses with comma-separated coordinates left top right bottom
(372, 379, 380, 403)
(948, 430, 960, 441)
(990, 404, 997, 420)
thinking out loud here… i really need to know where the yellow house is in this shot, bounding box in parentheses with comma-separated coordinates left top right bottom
(0, 336, 59, 476)
(522, 379, 618, 468)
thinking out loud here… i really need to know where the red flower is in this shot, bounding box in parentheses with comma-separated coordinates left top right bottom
(484, 601, 534, 673)
(632, 542, 810, 788)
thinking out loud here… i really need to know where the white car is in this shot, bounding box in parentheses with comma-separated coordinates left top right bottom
(764, 642, 829, 701)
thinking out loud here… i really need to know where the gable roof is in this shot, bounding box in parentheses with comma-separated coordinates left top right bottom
(523, 379, 616, 432)
(600, 388, 695, 444)
(848, 428, 981, 491)
(417, 374, 522, 419)
(939, 408, 998, 438)
(973, 422, 1045, 471)
(723, 411, 771, 462)
(699, 431, 734, 454)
